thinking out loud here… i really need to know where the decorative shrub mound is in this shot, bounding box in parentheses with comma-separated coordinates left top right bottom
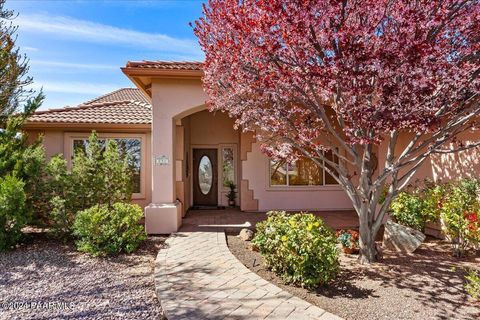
(73, 203, 146, 256)
(0, 175, 26, 251)
(252, 211, 339, 289)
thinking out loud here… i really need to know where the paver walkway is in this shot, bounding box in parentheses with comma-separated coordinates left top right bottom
(155, 209, 352, 319)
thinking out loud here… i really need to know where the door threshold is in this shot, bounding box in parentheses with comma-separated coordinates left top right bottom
(191, 205, 226, 210)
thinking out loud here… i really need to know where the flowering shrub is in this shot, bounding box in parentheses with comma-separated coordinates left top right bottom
(440, 179, 480, 256)
(465, 269, 480, 300)
(252, 211, 339, 289)
(336, 229, 359, 250)
(465, 212, 480, 247)
(388, 179, 480, 256)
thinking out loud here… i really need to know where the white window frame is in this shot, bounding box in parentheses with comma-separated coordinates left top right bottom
(220, 144, 238, 192)
(64, 132, 146, 200)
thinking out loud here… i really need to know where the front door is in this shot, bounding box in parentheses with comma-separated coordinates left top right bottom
(193, 148, 218, 206)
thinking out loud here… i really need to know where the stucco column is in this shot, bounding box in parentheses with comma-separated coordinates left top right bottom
(144, 78, 207, 234)
(151, 116, 176, 203)
(144, 101, 182, 234)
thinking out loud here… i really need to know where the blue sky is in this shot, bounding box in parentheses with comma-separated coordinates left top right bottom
(7, 0, 205, 110)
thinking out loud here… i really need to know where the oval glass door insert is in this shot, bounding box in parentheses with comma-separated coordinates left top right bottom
(198, 155, 213, 195)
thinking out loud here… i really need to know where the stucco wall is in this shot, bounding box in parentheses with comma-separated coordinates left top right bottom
(377, 130, 480, 186)
(26, 130, 65, 159)
(189, 110, 239, 145)
(430, 129, 480, 182)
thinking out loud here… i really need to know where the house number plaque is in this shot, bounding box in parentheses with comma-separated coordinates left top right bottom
(155, 155, 170, 166)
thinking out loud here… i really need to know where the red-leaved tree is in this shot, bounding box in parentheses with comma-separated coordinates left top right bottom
(194, 0, 480, 263)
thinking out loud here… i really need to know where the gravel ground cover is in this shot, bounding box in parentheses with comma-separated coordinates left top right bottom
(0, 231, 166, 320)
(227, 233, 480, 320)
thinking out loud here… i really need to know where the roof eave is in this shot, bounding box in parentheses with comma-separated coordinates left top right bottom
(121, 67, 203, 79)
(23, 121, 152, 131)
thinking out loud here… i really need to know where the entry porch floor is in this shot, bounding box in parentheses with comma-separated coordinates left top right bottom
(180, 208, 359, 232)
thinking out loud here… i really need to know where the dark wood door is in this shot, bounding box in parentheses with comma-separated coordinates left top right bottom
(193, 149, 218, 206)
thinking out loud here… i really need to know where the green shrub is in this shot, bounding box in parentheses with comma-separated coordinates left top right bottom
(49, 196, 73, 238)
(465, 269, 480, 300)
(37, 155, 74, 237)
(17, 144, 47, 221)
(252, 211, 339, 288)
(70, 133, 132, 211)
(0, 174, 26, 251)
(101, 139, 133, 207)
(390, 182, 445, 231)
(0, 129, 47, 226)
(30, 154, 65, 227)
(440, 179, 480, 256)
(390, 179, 480, 255)
(421, 183, 445, 224)
(390, 191, 427, 231)
(73, 203, 146, 256)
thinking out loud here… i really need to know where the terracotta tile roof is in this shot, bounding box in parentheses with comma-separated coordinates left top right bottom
(83, 88, 150, 105)
(125, 60, 204, 71)
(27, 88, 151, 125)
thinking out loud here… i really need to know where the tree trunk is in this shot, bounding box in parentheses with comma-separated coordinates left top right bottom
(358, 204, 378, 263)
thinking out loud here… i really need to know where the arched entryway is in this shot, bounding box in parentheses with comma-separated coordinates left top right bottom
(174, 109, 240, 211)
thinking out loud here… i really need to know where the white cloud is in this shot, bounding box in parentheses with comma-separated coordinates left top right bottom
(23, 46, 39, 52)
(30, 60, 118, 71)
(30, 81, 119, 95)
(16, 14, 203, 59)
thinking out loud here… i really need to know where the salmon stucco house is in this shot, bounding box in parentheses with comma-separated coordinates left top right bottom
(23, 61, 480, 234)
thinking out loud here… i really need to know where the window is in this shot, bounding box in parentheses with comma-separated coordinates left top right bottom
(198, 155, 213, 195)
(222, 147, 235, 187)
(73, 139, 107, 155)
(71, 135, 143, 195)
(269, 151, 339, 187)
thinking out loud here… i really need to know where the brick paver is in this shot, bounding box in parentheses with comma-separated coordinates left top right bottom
(154, 209, 348, 320)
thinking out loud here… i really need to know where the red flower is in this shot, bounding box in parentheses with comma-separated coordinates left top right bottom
(465, 212, 479, 223)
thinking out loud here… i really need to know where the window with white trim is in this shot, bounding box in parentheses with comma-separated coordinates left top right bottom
(269, 150, 339, 187)
(222, 147, 235, 187)
(72, 137, 143, 194)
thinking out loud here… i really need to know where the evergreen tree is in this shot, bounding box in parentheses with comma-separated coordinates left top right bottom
(0, 0, 45, 238)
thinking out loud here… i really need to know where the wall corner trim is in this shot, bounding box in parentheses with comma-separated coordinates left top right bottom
(240, 179, 259, 211)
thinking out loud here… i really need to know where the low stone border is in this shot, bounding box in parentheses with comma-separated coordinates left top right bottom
(155, 230, 343, 319)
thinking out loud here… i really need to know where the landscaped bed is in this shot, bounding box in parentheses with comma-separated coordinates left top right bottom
(227, 233, 480, 320)
(0, 229, 166, 320)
